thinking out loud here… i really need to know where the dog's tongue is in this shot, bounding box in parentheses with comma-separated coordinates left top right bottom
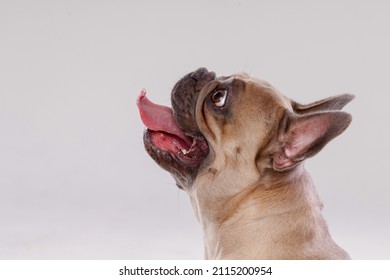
(137, 89, 192, 146)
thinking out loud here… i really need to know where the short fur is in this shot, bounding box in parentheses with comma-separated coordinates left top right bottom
(141, 68, 352, 259)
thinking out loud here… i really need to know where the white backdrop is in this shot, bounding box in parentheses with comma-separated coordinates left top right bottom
(1, 0, 389, 259)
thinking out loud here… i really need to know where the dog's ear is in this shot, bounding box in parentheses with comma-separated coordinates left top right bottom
(273, 111, 352, 171)
(291, 94, 354, 114)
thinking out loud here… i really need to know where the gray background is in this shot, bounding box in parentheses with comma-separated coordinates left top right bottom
(1, 0, 389, 259)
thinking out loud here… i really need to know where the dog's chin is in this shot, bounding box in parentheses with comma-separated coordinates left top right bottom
(144, 129, 208, 165)
(143, 129, 209, 186)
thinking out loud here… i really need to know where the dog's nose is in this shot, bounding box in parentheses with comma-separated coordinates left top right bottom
(191, 67, 211, 81)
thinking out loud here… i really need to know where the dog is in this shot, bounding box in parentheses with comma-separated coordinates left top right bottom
(137, 67, 352, 259)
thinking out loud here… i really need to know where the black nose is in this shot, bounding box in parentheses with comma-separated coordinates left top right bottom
(190, 67, 210, 81)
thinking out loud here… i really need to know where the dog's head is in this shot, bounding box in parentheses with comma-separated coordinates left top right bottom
(137, 68, 353, 191)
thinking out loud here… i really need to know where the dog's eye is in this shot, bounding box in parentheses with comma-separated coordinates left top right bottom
(210, 89, 227, 107)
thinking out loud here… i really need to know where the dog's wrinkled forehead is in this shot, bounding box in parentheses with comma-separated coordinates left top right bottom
(218, 73, 293, 112)
(170, 68, 293, 138)
(220, 72, 250, 81)
(243, 76, 293, 110)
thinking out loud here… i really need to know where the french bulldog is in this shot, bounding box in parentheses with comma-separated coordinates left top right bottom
(137, 67, 352, 259)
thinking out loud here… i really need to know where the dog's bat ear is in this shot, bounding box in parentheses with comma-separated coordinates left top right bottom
(291, 94, 354, 114)
(273, 111, 352, 171)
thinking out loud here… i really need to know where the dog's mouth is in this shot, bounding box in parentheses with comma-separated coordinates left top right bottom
(137, 89, 209, 167)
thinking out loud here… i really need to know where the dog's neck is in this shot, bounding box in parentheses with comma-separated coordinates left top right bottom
(189, 164, 338, 259)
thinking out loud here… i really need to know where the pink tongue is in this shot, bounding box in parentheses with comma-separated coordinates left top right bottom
(137, 89, 192, 146)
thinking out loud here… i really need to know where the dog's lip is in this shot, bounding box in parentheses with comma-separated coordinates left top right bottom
(137, 89, 209, 164)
